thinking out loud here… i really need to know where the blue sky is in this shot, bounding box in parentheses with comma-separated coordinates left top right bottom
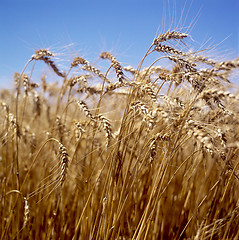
(0, 0, 238, 88)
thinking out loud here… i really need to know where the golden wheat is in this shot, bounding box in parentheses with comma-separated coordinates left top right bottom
(0, 28, 239, 240)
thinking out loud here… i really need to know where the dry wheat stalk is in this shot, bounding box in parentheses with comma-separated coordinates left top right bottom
(184, 72, 205, 91)
(33, 49, 54, 59)
(95, 114, 112, 147)
(124, 66, 137, 75)
(134, 66, 163, 84)
(2, 25, 239, 239)
(100, 52, 125, 83)
(149, 134, 160, 164)
(58, 143, 69, 186)
(32, 91, 41, 117)
(158, 72, 172, 82)
(153, 30, 188, 45)
(215, 57, 239, 71)
(22, 126, 29, 144)
(199, 69, 230, 84)
(154, 44, 183, 55)
(32, 49, 65, 77)
(186, 120, 215, 153)
(130, 101, 155, 129)
(105, 82, 125, 93)
(129, 81, 158, 103)
(14, 72, 21, 88)
(168, 56, 197, 72)
(140, 84, 158, 103)
(140, 66, 162, 76)
(21, 74, 29, 96)
(76, 100, 95, 121)
(41, 57, 66, 77)
(71, 56, 89, 68)
(23, 197, 30, 227)
(202, 88, 239, 102)
(6, 113, 21, 138)
(55, 116, 65, 142)
(82, 64, 103, 77)
(41, 75, 47, 93)
(29, 82, 40, 90)
(0, 100, 9, 113)
(82, 65, 111, 84)
(29, 132, 36, 154)
(78, 85, 103, 95)
(148, 132, 170, 164)
(160, 95, 185, 109)
(154, 106, 171, 122)
(68, 75, 88, 87)
(195, 208, 239, 240)
(188, 54, 217, 67)
(71, 57, 111, 84)
(131, 101, 150, 115)
(73, 121, 86, 141)
(201, 90, 224, 110)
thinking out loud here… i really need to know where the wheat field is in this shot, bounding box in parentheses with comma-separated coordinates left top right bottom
(0, 30, 239, 239)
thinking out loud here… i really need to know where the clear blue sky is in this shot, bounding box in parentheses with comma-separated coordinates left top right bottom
(0, 0, 238, 88)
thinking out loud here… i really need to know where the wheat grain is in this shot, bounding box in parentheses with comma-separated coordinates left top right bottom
(33, 49, 54, 59)
(21, 74, 29, 96)
(68, 75, 88, 87)
(153, 31, 188, 45)
(100, 52, 125, 83)
(31, 49, 65, 77)
(76, 100, 95, 121)
(73, 121, 86, 141)
(188, 54, 217, 67)
(95, 114, 112, 147)
(124, 66, 137, 75)
(32, 91, 41, 117)
(105, 81, 125, 93)
(168, 56, 197, 72)
(23, 197, 30, 227)
(41, 57, 66, 77)
(154, 44, 183, 55)
(58, 143, 69, 186)
(82, 65, 111, 83)
(0, 100, 9, 113)
(7, 113, 21, 138)
(71, 56, 89, 68)
(215, 57, 239, 71)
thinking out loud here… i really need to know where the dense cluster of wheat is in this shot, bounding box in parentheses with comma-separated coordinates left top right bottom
(1, 30, 239, 239)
